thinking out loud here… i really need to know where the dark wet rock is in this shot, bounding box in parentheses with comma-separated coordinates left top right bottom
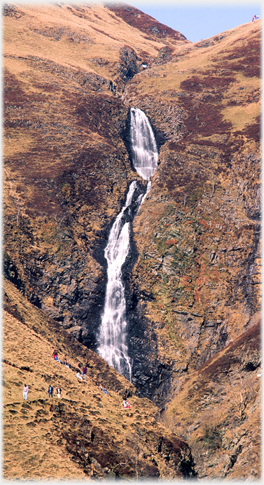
(118, 46, 139, 83)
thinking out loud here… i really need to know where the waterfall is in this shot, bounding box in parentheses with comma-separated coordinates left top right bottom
(130, 107, 158, 181)
(97, 108, 158, 381)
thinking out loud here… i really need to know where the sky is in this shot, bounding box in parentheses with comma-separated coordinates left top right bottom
(131, 2, 262, 43)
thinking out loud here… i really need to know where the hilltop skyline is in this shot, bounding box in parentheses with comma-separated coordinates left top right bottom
(132, 3, 261, 42)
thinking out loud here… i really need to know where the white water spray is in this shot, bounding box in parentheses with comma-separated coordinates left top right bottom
(97, 108, 158, 380)
(130, 107, 158, 181)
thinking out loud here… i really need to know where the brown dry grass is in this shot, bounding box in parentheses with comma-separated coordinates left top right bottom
(3, 5, 261, 480)
(4, 3, 170, 83)
(3, 278, 193, 479)
(126, 20, 261, 132)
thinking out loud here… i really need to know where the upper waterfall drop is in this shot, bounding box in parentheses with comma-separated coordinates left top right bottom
(130, 108, 158, 181)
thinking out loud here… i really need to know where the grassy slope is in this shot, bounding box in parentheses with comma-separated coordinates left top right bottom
(4, 3, 181, 83)
(3, 4, 261, 480)
(130, 20, 260, 129)
(3, 278, 194, 479)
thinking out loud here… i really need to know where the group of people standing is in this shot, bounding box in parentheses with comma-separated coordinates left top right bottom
(22, 349, 131, 409)
(48, 385, 61, 398)
(76, 365, 87, 380)
(22, 383, 62, 400)
(53, 351, 88, 381)
(53, 350, 70, 368)
(51, 350, 88, 396)
(23, 383, 61, 400)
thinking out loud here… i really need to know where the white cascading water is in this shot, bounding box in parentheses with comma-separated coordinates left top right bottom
(97, 108, 158, 381)
(130, 107, 158, 182)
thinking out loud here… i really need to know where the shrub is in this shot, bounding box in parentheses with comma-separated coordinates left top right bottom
(203, 424, 222, 450)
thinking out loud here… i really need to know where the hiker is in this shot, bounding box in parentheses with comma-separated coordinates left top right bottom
(122, 394, 127, 407)
(54, 355, 61, 363)
(123, 399, 131, 409)
(53, 350, 58, 358)
(76, 371, 83, 381)
(23, 384, 29, 400)
(48, 385, 53, 398)
(81, 365, 87, 380)
(100, 384, 108, 395)
(57, 386, 61, 398)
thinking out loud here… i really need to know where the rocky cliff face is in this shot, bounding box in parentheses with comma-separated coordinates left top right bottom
(124, 21, 261, 405)
(3, 3, 261, 480)
(3, 0, 190, 375)
(161, 318, 261, 480)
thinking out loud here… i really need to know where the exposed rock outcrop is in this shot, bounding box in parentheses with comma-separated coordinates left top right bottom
(123, 19, 261, 405)
(161, 318, 261, 479)
(3, 3, 261, 480)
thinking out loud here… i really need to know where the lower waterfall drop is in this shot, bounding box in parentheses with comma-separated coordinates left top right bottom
(97, 108, 158, 381)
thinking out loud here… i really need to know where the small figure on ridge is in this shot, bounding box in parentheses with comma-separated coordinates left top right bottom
(100, 384, 108, 395)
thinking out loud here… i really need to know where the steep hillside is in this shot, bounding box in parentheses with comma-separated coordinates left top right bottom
(3, 278, 195, 480)
(107, 3, 188, 43)
(125, 19, 261, 403)
(161, 318, 261, 479)
(3, 2, 189, 352)
(3, 3, 261, 480)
